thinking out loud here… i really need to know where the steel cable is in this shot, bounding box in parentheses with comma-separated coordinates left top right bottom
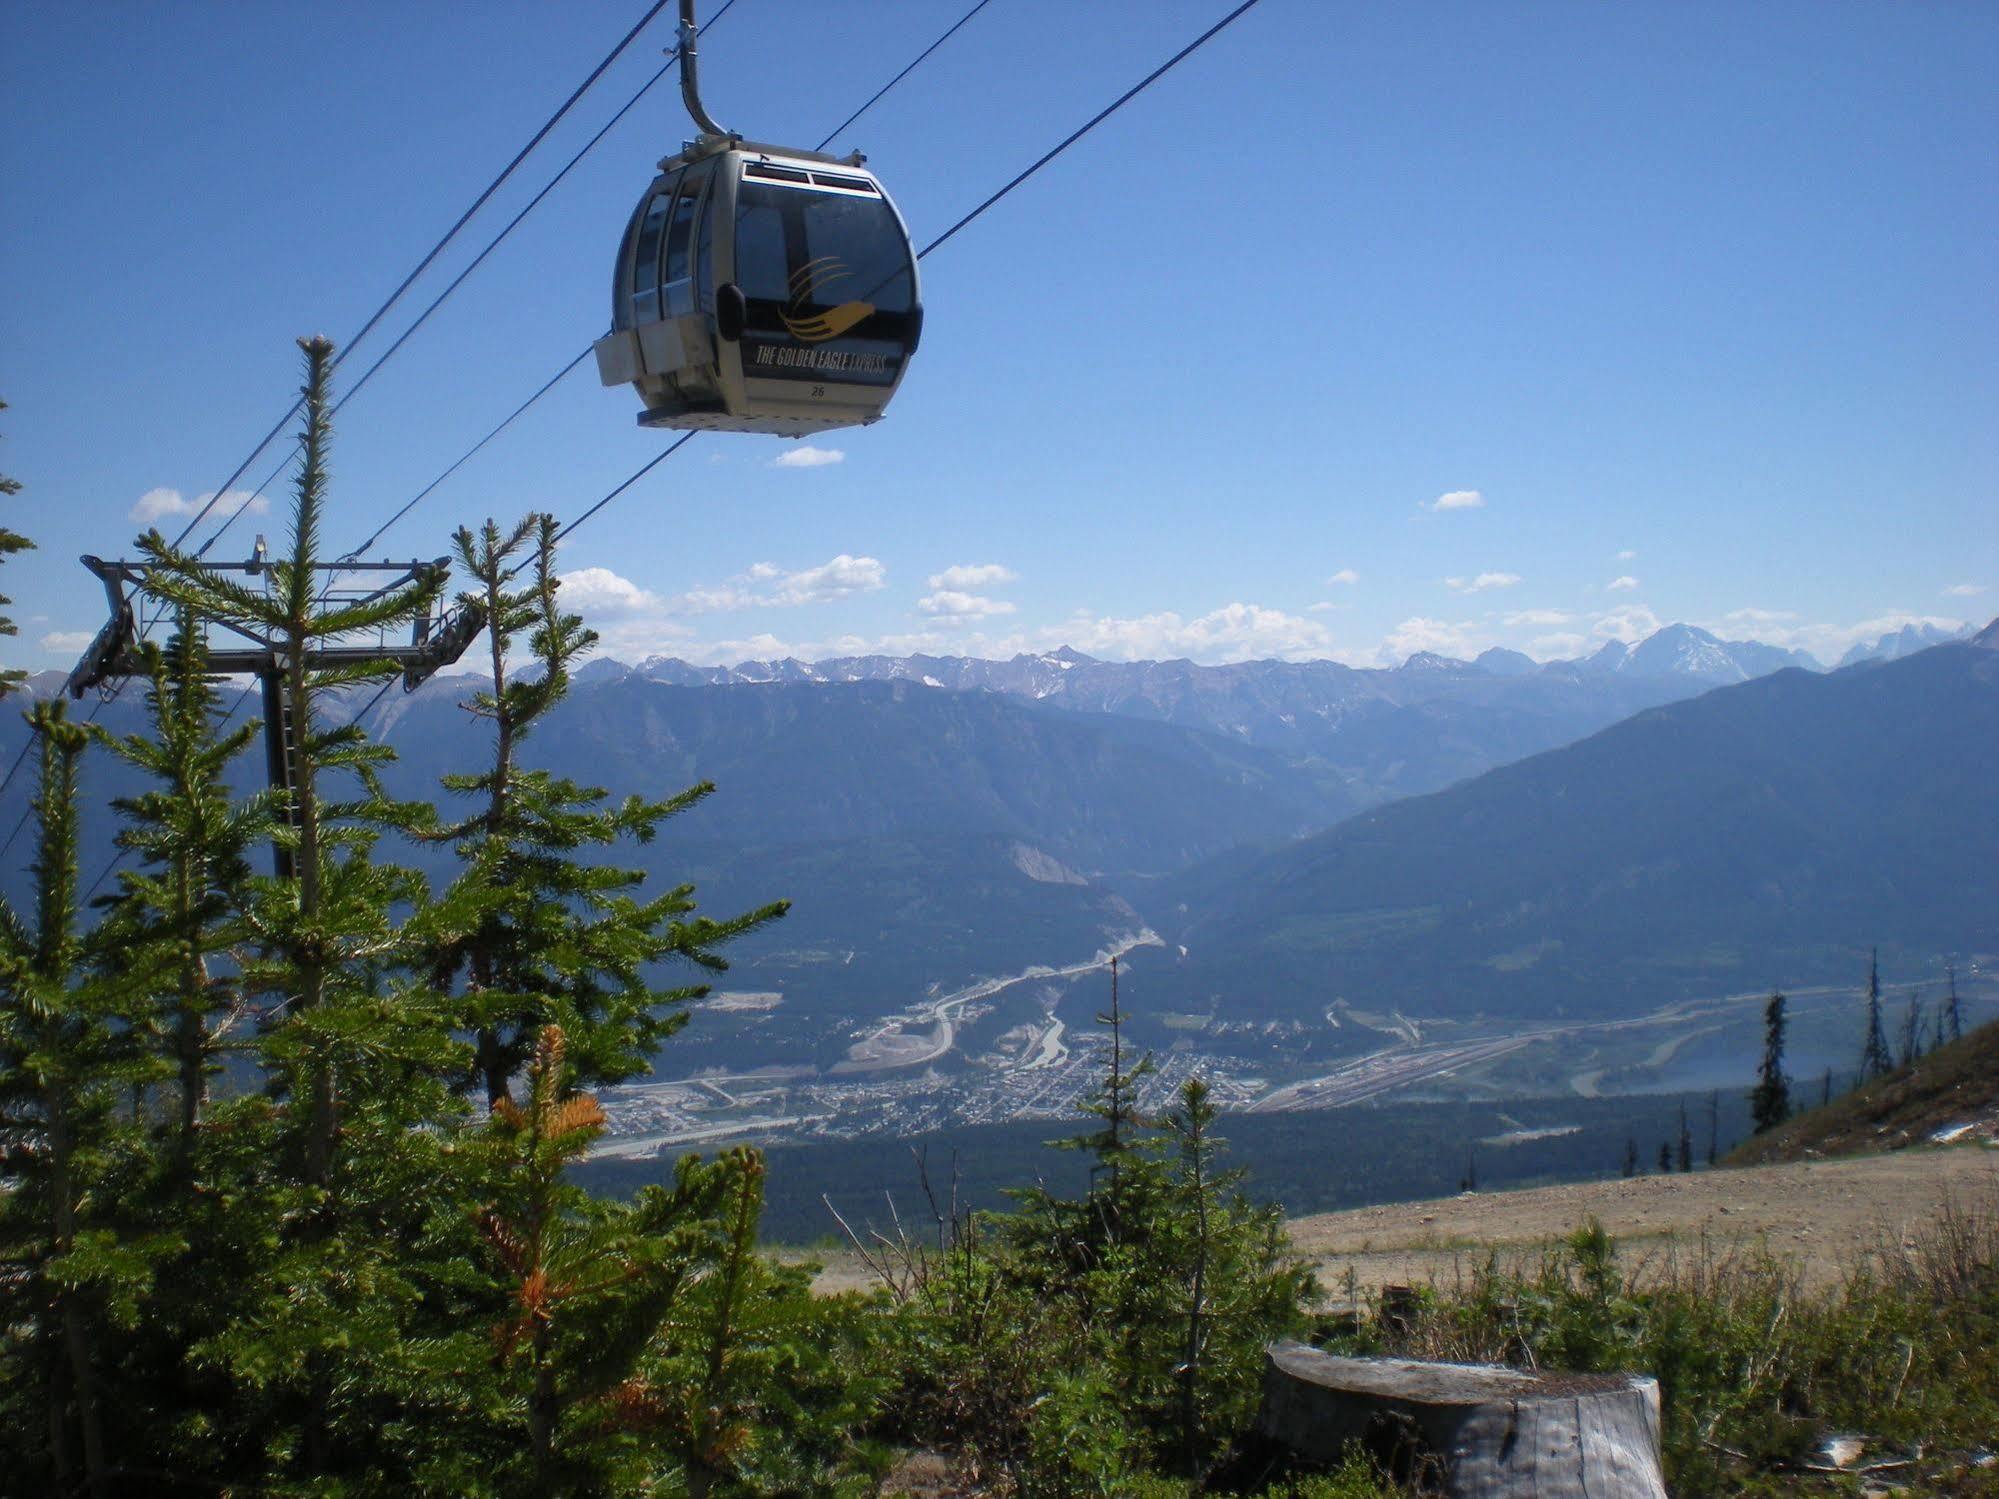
(164, 0, 684, 554)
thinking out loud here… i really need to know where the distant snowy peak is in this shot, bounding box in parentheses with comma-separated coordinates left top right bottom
(597, 623, 1829, 698)
(1625, 624, 1756, 682)
(1577, 625, 1815, 683)
(1401, 651, 1473, 673)
(1837, 621, 1974, 668)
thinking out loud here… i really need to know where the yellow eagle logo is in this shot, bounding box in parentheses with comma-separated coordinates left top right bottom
(780, 256, 875, 343)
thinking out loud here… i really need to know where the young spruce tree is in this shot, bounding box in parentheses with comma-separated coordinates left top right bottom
(1859, 946, 1892, 1080)
(425, 512, 785, 1104)
(1751, 989, 1790, 1134)
(134, 336, 489, 1485)
(478, 1024, 732, 1491)
(999, 965, 1313, 1485)
(93, 611, 267, 1158)
(0, 703, 168, 1495)
(1156, 1076, 1313, 1480)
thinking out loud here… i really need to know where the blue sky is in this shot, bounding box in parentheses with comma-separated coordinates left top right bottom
(3, 0, 1994, 673)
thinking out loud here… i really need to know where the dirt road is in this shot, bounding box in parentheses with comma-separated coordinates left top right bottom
(800, 1146, 1999, 1295)
(1289, 1145, 1999, 1291)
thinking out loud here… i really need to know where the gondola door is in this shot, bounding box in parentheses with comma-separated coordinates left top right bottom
(715, 162, 921, 428)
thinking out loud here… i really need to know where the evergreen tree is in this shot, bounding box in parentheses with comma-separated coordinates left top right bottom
(0, 703, 167, 1494)
(1945, 962, 1963, 1044)
(1821, 1067, 1833, 1107)
(1622, 1137, 1639, 1178)
(477, 1024, 753, 1493)
(1658, 1141, 1672, 1174)
(1706, 1089, 1719, 1166)
(138, 335, 456, 1186)
(1751, 989, 1791, 1134)
(1859, 947, 1892, 1080)
(1153, 1076, 1311, 1480)
(1015, 954, 1157, 1263)
(636, 1144, 888, 1496)
(0, 341, 852, 1492)
(1676, 1102, 1693, 1173)
(93, 611, 267, 1158)
(1085, 954, 1153, 1243)
(424, 513, 784, 1105)
(1899, 990, 1925, 1069)
(0, 398, 32, 698)
(134, 336, 488, 1482)
(994, 981, 1311, 1484)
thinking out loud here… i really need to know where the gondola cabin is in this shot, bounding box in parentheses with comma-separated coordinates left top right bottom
(594, 140, 923, 436)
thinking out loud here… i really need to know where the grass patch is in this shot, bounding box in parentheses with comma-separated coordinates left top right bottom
(1729, 1014, 1999, 1167)
(1312, 1190, 1999, 1496)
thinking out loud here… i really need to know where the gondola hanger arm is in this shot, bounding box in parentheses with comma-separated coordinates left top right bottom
(677, 0, 731, 140)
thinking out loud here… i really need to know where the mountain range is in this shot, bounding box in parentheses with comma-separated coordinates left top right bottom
(1139, 626, 1999, 1025)
(1836, 620, 1974, 667)
(5, 619, 1992, 1078)
(565, 623, 1834, 806)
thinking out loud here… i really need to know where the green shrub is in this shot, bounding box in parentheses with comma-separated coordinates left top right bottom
(1319, 1194, 1999, 1496)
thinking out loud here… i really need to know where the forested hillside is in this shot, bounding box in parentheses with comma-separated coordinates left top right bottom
(1142, 636, 1999, 1023)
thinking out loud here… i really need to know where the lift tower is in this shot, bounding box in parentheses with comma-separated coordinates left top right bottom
(64, 544, 484, 877)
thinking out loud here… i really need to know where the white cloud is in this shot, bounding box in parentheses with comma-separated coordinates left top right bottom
(744, 554, 886, 606)
(1057, 602, 1334, 663)
(1605, 575, 1640, 592)
(1530, 632, 1587, 659)
(579, 617, 697, 660)
(770, 445, 844, 469)
(1426, 489, 1484, 512)
(560, 566, 667, 616)
(1325, 568, 1359, 585)
(1615, 549, 1638, 561)
(39, 630, 94, 652)
(556, 555, 887, 657)
(129, 486, 269, 524)
(1715, 607, 1798, 627)
(1504, 608, 1572, 627)
(928, 563, 1017, 591)
(1445, 571, 1521, 594)
(667, 627, 994, 668)
(1591, 605, 1663, 644)
(918, 590, 1018, 620)
(1379, 616, 1485, 663)
(1306, 601, 1340, 614)
(674, 583, 756, 614)
(1943, 583, 1984, 598)
(676, 555, 889, 614)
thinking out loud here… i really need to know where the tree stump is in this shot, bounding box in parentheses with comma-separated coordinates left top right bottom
(1258, 1341, 1666, 1497)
